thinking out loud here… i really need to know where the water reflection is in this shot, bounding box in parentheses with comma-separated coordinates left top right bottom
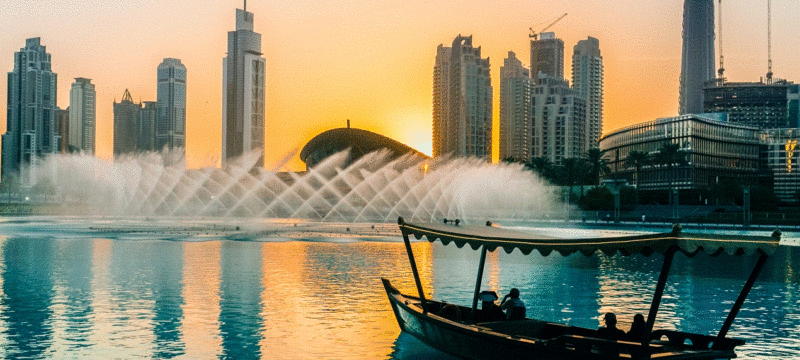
(219, 241, 263, 359)
(1, 238, 54, 359)
(0, 236, 796, 359)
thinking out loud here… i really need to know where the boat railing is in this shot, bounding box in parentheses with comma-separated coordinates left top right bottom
(548, 334, 656, 358)
(650, 329, 744, 350)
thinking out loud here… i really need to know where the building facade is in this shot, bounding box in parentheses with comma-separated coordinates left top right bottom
(531, 74, 586, 166)
(55, 107, 69, 153)
(69, 77, 96, 154)
(530, 32, 564, 80)
(139, 101, 157, 153)
(2, 38, 59, 185)
(599, 115, 761, 199)
(759, 128, 800, 204)
(156, 58, 186, 153)
(222, 6, 266, 168)
(703, 79, 799, 129)
(432, 35, 492, 160)
(499, 51, 533, 162)
(679, 0, 715, 115)
(572, 37, 603, 149)
(113, 89, 141, 156)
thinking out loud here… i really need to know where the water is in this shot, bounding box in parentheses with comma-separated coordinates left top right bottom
(0, 217, 798, 359)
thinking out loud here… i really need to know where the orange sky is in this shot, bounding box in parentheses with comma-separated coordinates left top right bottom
(1, 0, 798, 170)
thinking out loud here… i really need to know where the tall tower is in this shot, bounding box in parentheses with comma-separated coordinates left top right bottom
(222, 2, 266, 168)
(2, 38, 58, 185)
(113, 89, 141, 156)
(499, 51, 533, 162)
(679, 0, 715, 115)
(155, 58, 187, 154)
(69, 77, 96, 154)
(432, 35, 492, 160)
(530, 32, 564, 80)
(572, 37, 603, 149)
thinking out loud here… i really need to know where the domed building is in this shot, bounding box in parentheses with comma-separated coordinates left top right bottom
(300, 123, 429, 169)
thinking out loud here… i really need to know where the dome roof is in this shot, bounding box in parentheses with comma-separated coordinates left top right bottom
(300, 127, 428, 169)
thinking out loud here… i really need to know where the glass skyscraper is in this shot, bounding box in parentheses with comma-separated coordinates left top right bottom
(156, 58, 187, 155)
(2, 38, 59, 185)
(679, 0, 715, 115)
(222, 5, 266, 168)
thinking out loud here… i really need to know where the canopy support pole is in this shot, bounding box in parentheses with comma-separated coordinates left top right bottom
(401, 229, 428, 313)
(646, 247, 676, 334)
(714, 251, 769, 346)
(471, 245, 488, 323)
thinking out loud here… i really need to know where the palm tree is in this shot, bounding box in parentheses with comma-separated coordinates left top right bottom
(584, 148, 610, 186)
(526, 156, 555, 183)
(655, 142, 686, 206)
(560, 157, 588, 200)
(625, 150, 650, 188)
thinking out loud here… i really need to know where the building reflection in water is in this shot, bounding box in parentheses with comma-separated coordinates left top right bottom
(49, 239, 94, 356)
(219, 241, 263, 359)
(1, 237, 55, 359)
(181, 241, 222, 358)
(150, 241, 185, 358)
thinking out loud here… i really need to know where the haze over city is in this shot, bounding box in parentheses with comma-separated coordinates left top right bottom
(1, 0, 799, 170)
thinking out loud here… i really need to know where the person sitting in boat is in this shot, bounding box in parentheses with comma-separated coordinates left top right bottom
(596, 312, 626, 340)
(500, 288, 526, 320)
(478, 291, 505, 322)
(627, 313, 648, 342)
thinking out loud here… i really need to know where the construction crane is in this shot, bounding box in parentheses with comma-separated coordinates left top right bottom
(766, 0, 773, 80)
(529, 13, 567, 40)
(718, 0, 724, 77)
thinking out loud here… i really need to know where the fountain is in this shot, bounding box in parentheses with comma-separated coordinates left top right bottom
(33, 149, 557, 223)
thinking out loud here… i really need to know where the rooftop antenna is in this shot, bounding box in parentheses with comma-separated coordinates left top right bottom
(766, 0, 773, 80)
(717, 0, 725, 78)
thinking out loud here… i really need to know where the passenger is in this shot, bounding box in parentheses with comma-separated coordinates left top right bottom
(500, 288, 526, 320)
(439, 303, 461, 321)
(627, 313, 648, 342)
(478, 291, 505, 322)
(596, 312, 626, 340)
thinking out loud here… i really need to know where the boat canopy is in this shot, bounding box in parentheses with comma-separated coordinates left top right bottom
(398, 219, 781, 257)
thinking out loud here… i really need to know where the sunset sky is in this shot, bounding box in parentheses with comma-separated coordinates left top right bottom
(1, 0, 798, 170)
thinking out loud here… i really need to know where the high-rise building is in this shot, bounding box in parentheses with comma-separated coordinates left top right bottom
(156, 58, 186, 153)
(572, 37, 604, 148)
(530, 32, 564, 80)
(113, 89, 141, 156)
(679, 0, 715, 115)
(69, 77, 96, 154)
(531, 74, 587, 165)
(703, 79, 799, 129)
(432, 35, 492, 160)
(55, 107, 69, 153)
(139, 101, 157, 152)
(499, 51, 533, 162)
(2, 38, 59, 185)
(222, 5, 266, 168)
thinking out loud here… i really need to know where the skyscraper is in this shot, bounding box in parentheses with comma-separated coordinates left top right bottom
(113, 89, 141, 156)
(572, 37, 603, 148)
(679, 0, 715, 115)
(139, 101, 157, 152)
(2, 38, 58, 185)
(531, 74, 587, 166)
(156, 58, 186, 153)
(499, 51, 533, 162)
(432, 35, 492, 160)
(530, 32, 564, 80)
(222, 4, 266, 168)
(69, 77, 96, 154)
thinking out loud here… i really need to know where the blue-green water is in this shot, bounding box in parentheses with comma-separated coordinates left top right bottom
(0, 217, 798, 359)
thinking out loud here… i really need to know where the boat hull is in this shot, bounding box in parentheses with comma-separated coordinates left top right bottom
(383, 278, 739, 360)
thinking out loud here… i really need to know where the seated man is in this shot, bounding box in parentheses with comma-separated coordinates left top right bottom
(478, 291, 505, 322)
(596, 312, 626, 340)
(500, 288, 526, 320)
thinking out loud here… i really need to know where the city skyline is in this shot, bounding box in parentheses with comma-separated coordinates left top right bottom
(1, 1, 798, 170)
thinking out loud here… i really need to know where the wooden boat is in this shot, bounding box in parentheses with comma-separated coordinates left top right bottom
(383, 218, 782, 359)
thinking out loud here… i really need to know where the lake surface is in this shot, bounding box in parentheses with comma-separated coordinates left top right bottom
(0, 217, 798, 359)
